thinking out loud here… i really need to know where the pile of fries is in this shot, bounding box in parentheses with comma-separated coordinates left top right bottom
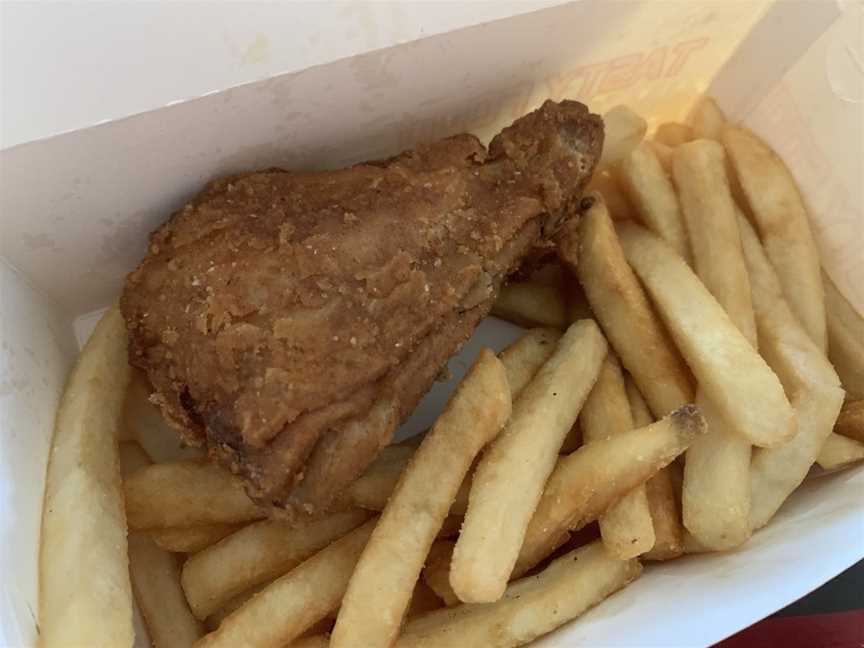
(39, 96, 864, 648)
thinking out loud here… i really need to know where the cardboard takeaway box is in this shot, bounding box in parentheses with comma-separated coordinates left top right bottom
(1, 1, 862, 646)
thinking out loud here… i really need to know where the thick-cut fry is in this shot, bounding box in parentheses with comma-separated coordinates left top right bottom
(823, 271, 864, 399)
(817, 433, 864, 471)
(580, 355, 655, 559)
(332, 350, 511, 648)
(673, 138, 755, 549)
(723, 124, 826, 350)
(491, 282, 569, 329)
(196, 518, 377, 648)
(655, 122, 693, 147)
(452, 321, 607, 603)
(835, 400, 864, 443)
(182, 508, 370, 619)
(422, 541, 459, 606)
(39, 305, 135, 648)
(125, 461, 264, 529)
(687, 96, 726, 140)
(562, 195, 694, 418)
(515, 406, 704, 576)
(151, 524, 243, 554)
(739, 215, 845, 528)
(618, 222, 794, 447)
(586, 168, 636, 220)
(498, 328, 561, 398)
(395, 541, 641, 648)
(617, 142, 692, 263)
(600, 105, 648, 166)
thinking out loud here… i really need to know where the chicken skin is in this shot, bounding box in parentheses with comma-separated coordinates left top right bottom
(121, 100, 603, 518)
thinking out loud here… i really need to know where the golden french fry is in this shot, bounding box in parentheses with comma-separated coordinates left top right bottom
(498, 328, 561, 399)
(124, 461, 265, 530)
(395, 541, 641, 648)
(422, 540, 460, 607)
(452, 321, 607, 603)
(823, 271, 864, 399)
(687, 96, 726, 140)
(738, 215, 845, 528)
(196, 518, 378, 648)
(723, 125, 826, 350)
(816, 432, 864, 471)
(491, 281, 569, 329)
(616, 142, 692, 263)
(618, 222, 794, 448)
(150, 524, 243, 554)
(835, 400, 864, 443)
(332, 350, 512, 648)
(182, 509, 370, 619)
(515, 405, 704, 576)
(655, 122, 693, 147)
(561, 195, 694, 418)
(580, 355, 655, 559)
(600, 105, 648, 166)
(586, 168, 637, 221)
(39, 306, 135, 648)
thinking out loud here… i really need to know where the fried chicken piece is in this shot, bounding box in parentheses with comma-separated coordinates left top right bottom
(121, 100, 603, 518)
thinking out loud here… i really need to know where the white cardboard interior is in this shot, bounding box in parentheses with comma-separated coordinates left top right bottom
(1, 2, 862, 647)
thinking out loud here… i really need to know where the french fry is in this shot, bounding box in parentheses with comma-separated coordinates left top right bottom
(39, 306, 135, 648)
(673, 139, 756, 550)
(585, 168, 637, 220)
(204, 582, 271, 631)
(618, 222, 794, 448)
(649, 140, 674, 174)
(580, 355, 655, 559)
(332, 350, 512, 648)
(723, 124, 826, 350)
(600, 104, 648, 166)
(498, 328, 561, 398)
(687, 96, 726, 140)
(291, 635, 331, 648)
(835, 400, 864, 443)
(816, 432, 864, 471)
(395, 541, 641, 648)
(150, 524, 243, 554)
(655, 122, 693, 147)
(515, 405, 704, 576)
(625, 373, 654, 428)
(196, 518, 378, 647)
(562, 195, 694, 418)
(182, 508, 370, 619)
(451, 321, 607, 603)
(491, 281, 569, 329)
(422, 540, 459, 606)
(738, 215, 845, 528)
(124, 461, 265, 530)
(823, 271, 864, 399)
(616, 142, 692, 263)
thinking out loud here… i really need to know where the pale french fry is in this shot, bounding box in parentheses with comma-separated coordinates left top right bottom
(723, 124, 826, 350)
(816, 432, 864, 471)
(182, 508, 370, 619)
(687, 96, 726, 140)
(649, 140, 674, 174)
(618, 222, 794, 447)
(823, 271, 864, 399)
(333, 350, 512, 648)
(451, 321, 607, 603)
(738, 215, 845, 528)
(498, 328, 561, 398)
(580, 355, 655, 559)
(422, 540, 459, 606)
(673, 139, 756, 550)
(204, 582, 271, 631)
(124, 461, 265, 529)
(616, 142, 692, 263)
(196, 518, 377, 647)
(655, 122, 693, 147)
(395, 541, 641, 648)
(491, 281, 569, 329)
(586, 168, 636, 220)
(600, 104, 648, 166)
(562, 195, 694, 418)
(151, 524, 243, 554)
(39, 306, 135, 648)
(835, 400, 864, 443)
(515, 406, 704, 576)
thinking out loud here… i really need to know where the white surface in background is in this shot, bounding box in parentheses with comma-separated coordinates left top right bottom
(0, 1, 561, 149)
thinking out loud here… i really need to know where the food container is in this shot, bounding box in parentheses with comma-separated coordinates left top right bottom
(2, 2, 861, 645)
